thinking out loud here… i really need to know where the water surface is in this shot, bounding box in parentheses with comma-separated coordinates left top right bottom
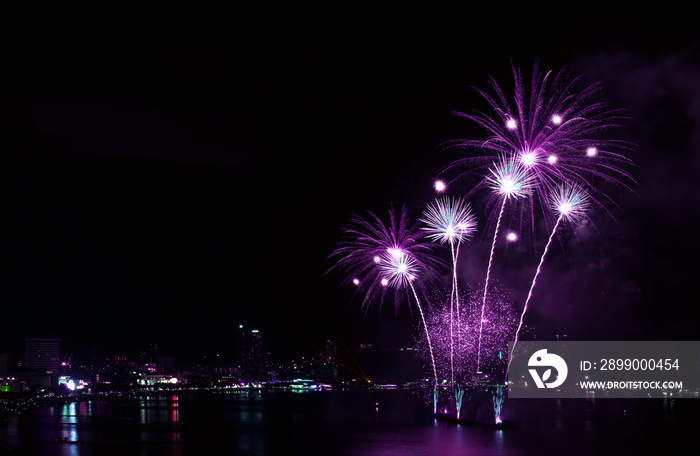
(0, 390, 694, 455)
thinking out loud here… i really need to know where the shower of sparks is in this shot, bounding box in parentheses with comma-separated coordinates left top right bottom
(417, 288, 520, 389)
(455, 384, 465, 419)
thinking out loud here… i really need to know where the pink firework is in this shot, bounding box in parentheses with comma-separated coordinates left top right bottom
(328, 204, 446, 402)
(442, 60, 635, 235)
(421, 196, 477, 389)
(476, 159, 534, 372)
(421, 196, 477, 246)
(507, 185, 589, 380)
(328, 204, 445, 314)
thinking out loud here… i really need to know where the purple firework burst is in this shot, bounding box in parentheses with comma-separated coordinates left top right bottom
(443, 60, 635, 235)
(421, 196, 477, 245)
(421, 195, 477, 389)
(328, 204, 446, 314)
(485, 158, 536, 200)
(551, 183, 590, 222)
(329, 205, 450, 396)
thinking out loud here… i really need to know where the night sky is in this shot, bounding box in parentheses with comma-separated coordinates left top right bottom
(2, 9, 699, 360)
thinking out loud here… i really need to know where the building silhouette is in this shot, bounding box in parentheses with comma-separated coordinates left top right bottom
(25, 338, 61, 374)
(236, 325, 265, 376)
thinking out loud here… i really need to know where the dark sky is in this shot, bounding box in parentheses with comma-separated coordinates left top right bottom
(1, 9, 699, 359)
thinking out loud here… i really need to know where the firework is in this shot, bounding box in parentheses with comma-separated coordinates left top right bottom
(421, 196, 477, 388)
(442, 60, 635, 234)
(328, 205, 446, 410)
(421, 196, 477, 246)
(486, 158, 534, 200)
(328, 60, 634, 424)
(476, 159, 533, 373)
(507, 185, 589, 379)
(328, 204, 445, 314)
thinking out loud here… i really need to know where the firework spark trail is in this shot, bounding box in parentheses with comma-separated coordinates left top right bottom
(476, 159, 532, 373)
(446, 240, 464, 388)
(506, 213, 562, 380)
(506, 185, 588, 381)
(450, 242, 456, 388)
(380, 248, 440, 412)
(476, 197, 506, 373)
(452, 240, 461, 322)
(421, 197, 476, 390)
(409, 280, 439, 392)
(450, 239, 463, 386)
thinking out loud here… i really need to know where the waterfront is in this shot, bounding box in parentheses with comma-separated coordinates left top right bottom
(0, 389, 695, 455)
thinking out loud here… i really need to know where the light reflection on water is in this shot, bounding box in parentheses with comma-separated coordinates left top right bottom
(341, 421, 526, 456)
(0, 392, 695, 455)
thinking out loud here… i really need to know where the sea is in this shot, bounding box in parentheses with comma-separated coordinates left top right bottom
(0, 389, 695, 455)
